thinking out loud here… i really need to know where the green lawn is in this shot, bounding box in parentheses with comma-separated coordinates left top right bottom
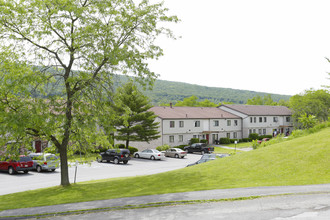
(1, 128, 329, 211)
(213, 147, 244, 154)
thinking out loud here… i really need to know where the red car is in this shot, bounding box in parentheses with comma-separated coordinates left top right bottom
(257, 138, 270, 144)
(0, 155, 34, 175)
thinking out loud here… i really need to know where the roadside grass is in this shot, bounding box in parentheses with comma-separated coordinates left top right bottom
(67, 153, 99, 163)
(0, 127, 329, 211)
(213, 147, 244, 154)
(219, 142, 252, 149)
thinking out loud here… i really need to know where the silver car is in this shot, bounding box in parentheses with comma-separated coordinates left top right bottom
(29, 153, 60, 172)
(164, 148, 187, 158)
(133, 149, 164, 160)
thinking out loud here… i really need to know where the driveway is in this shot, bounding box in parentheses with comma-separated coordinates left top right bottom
(0, 154, 202, 195)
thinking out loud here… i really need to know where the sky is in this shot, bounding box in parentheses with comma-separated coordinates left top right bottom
(148, 0, 330, 96)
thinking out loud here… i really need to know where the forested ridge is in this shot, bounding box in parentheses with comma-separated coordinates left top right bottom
(113, 75, 291, 105)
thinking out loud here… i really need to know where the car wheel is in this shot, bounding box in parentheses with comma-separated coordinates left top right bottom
(123, 161, 128, 164)
(134, 154, 139, 158)
(24, 170, 29, 174)
(201, 151, 205, 155)
(175, 154, 179, 158)
(51, 169, 56, 172)
(97, 157, 102, 163)
(8, 167, 15, 175)
(113, 158, 119, 164)
(150, 156, 155, 160)
(36, 165, 42, 173)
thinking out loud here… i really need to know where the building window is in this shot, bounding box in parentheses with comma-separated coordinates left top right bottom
(179, 121, 184, 127)
(226, 133, 230, 138)
(169, 136, 174, 143)
(179, 135, 183, 142)
(264, 117, 267, 123)
(194, 121, 200, 127)
(286, 117, 291, 122)
(249, 129, 252, 134)
(234, 120, 238, 126)
(273, 117, 278, 122)
(254, 117, 256, 123)
(193, 135, 197, 139)
(227, 120, 231, 126)
(170, 121, 175, 128)
(259, 117, 262, 123)
(233, 132, 237, 139)
(263, 129, 266, 135)
(258, 129, 262, 135)
(250, 117, 253, 123)
(214, 120, 219, 127)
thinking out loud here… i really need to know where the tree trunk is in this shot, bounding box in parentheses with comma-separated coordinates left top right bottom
(58, 144, 70, 186)
(125, 139, 129, 149)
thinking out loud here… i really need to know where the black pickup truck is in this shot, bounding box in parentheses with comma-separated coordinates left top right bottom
(184, 143, 214, 154)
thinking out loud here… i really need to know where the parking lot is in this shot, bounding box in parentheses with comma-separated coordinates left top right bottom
(0, 153, 202, 195)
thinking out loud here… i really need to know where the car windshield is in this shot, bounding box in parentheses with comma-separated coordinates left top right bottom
(19, 156, 32, 162)
(152, 150, 160, 153)
(46, 155, 58, 160)
(201, 154, 216, 160)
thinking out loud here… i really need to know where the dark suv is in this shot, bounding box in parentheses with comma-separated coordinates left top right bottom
(97, 149, 131, 164)
(184, 143, 214, 154)
(0, 155, 34, 175)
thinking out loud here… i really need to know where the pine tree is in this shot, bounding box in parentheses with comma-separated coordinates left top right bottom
(113, 81, 160, 148)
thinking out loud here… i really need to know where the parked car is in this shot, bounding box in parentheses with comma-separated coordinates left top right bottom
(28, 153, 59, 172)
(187, 154, 217, 167)
(184, 143, 214, 154)
(0, 155, 33, 174)
(97, 149, 131, 164)
(164, 148, 187, 158)
(133, 149, 164, 160)
(257, 138, 270, 144)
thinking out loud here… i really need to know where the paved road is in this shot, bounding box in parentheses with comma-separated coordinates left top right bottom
(1, 184, 329, 219)
(44, 193, 330, 220)
(0, 154, 202, 195)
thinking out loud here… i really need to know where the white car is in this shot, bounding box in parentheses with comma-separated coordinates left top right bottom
(28, 153, 60, 172)
(133, 149, 164, 160)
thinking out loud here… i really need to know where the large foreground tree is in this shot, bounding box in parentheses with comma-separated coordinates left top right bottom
(0, 0, 178, 186)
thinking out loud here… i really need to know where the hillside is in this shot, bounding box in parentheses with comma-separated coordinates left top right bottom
(113, 75, 291, 105)
(1, 127, 328, 210)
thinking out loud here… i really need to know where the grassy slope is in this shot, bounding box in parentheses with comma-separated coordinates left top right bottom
(1, 128, 329, 210)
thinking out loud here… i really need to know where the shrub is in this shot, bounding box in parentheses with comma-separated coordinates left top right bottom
(251, 140, 259, 150)
(242, 138, 251, 142)
(219, 138, 231, 144)
(115, 144, 126, 149)
(174, 145, 187, 150)
(189, 138, 199, 144)
(200, 139, 208, 144)
(249, 133, 259, 140)
(230, 139, 239, 143)
(258, 135, 272, 140)
(156, 144, 171, 151)
(128, 146, 138, 155)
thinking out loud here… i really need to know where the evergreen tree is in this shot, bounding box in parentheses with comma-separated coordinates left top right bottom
(113, 81, 160, 148)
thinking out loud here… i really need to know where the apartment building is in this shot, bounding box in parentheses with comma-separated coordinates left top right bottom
(218, 104, 293, 138)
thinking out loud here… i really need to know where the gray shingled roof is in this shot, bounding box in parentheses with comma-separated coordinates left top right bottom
(149, 106, 240, 119)
(220, 104, 292, 116)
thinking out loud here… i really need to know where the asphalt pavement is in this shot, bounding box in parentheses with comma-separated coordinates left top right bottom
(1, 184, 329, 219)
